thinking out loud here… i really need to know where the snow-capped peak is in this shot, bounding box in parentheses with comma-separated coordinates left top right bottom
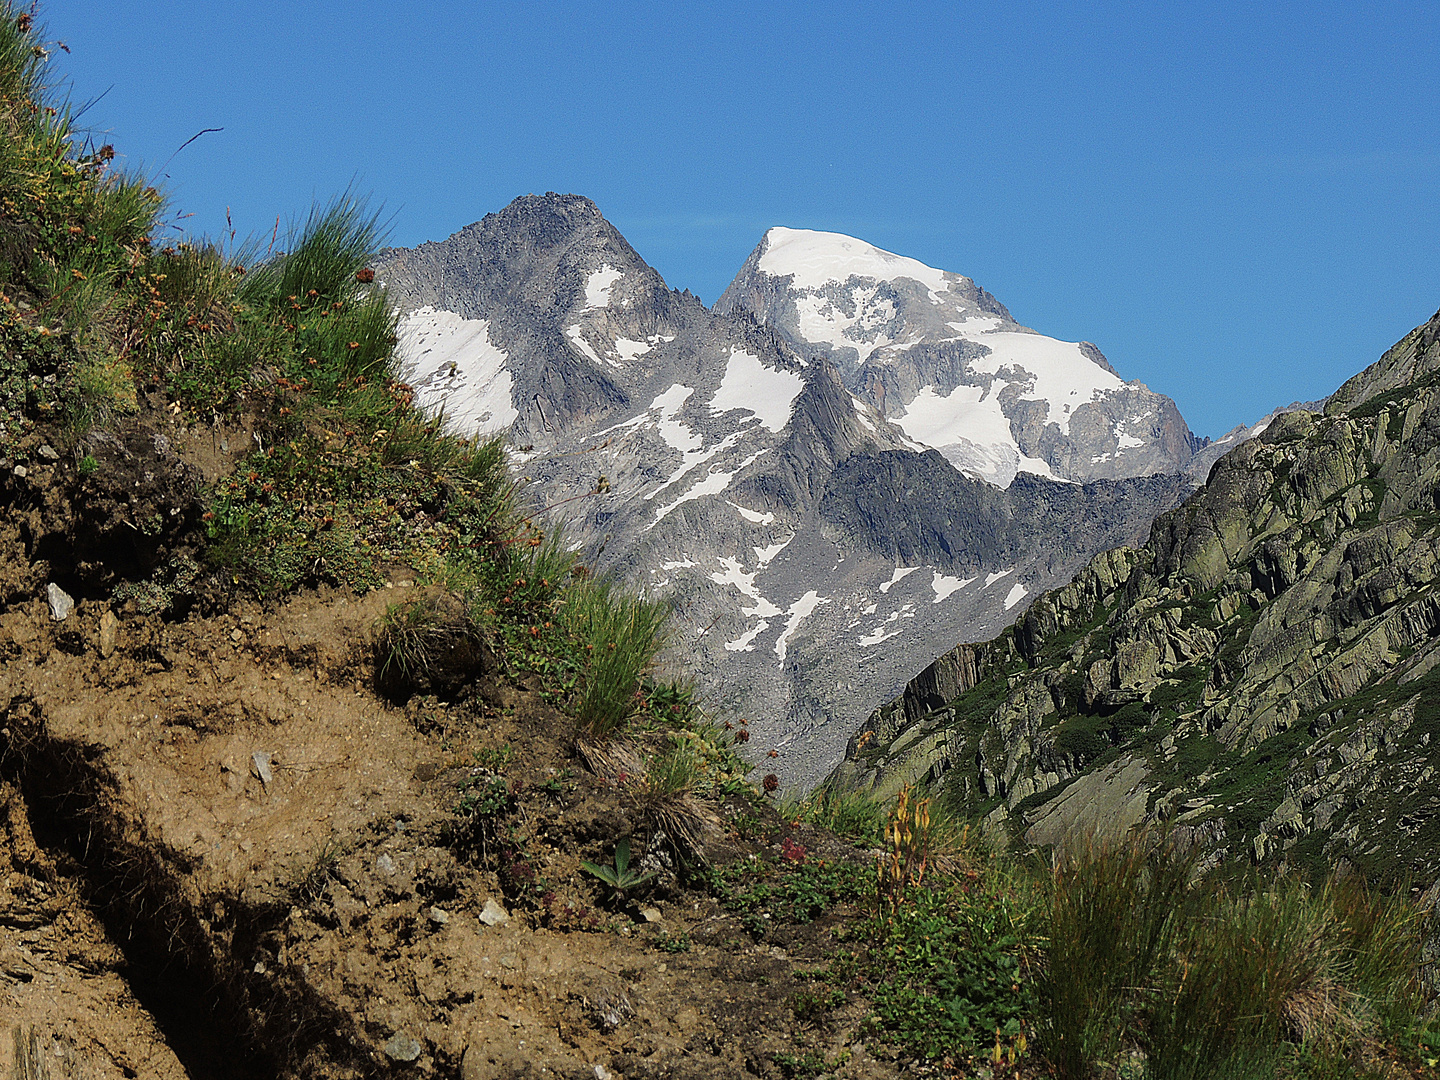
(758, 227, 951, 297)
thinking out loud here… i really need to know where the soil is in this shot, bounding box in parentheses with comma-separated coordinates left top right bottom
(0, 408, 914, 1079)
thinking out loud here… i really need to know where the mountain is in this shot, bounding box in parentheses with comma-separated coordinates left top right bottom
(717, 228, 1202, 487)
(833, 308, 1440, 876)
(373, 196, 1211, 789)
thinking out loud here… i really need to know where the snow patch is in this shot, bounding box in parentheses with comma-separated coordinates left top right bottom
(984, 568, 1014, 588)
(879, 567, 919, 594)
(710, 557, 783, 618)
(614, 338, 651, 362)
(967, 331, 1125, 431)
(754, 536, 793, 566)
(708, 349, 804, 433)
(564, 324, 607, 366)
(1004, 582, 1029, 610)
(793, 288, 899, 363)
(775, 591, 829, 665)
(759, 227, 951, 302)
(1114, 418, 1146, 450)
(583, 264, 623, 309)
(850, 395, 877, 432)
(396, 308, 518, 436)
(894, 383, 1062, 486)
(931, 571, 976, 603)
(858, 625, 905, 647)
(730, 502, 775, 525)
(725, 622, 770, 652)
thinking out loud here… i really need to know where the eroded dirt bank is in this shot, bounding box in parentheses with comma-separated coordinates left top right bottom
(0, 560, 910, 1078)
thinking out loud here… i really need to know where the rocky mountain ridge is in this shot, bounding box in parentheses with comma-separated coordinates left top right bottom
(373, 195, 1208, 788)
(833, 308, 1440, 876)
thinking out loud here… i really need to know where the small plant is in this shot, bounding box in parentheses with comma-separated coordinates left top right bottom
(580, 838, 655, 903)
(788, 985, 846, 1024)
(471, 744, 516, 774)
(655, 930, 692, 953)
(771, 1050, 849, 1079)
(77, 453, 97, 476)
(878, 784, 931, 913)
(291, 837, 344, 904)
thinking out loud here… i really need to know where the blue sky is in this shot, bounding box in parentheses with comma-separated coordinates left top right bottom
(47, 0, 1440, 438)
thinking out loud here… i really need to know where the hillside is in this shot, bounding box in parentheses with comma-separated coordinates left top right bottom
(834, 307, 1440, 878)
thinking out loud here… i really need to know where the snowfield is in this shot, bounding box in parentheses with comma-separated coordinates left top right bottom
(759, 227, 951, 301)
(396, 308, 517, 435)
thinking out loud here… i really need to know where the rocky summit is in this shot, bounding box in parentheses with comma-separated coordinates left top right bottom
(834, 308, 1440, 877)
(717, 227, 1203, 487)
(373, 195, 1220, 788)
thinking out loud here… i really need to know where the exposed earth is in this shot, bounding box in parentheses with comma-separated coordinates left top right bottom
(0, 407, 927, 1080)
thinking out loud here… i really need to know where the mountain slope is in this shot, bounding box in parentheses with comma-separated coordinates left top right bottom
(374, 196, 1195, 788)
(833, 307, 1440, 877)
(718, 228, 1201, 486)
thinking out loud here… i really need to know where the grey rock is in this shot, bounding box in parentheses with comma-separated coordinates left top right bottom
(9, 465, 23, 479)
(478, 898, 509, 926)
(374, 853, 396, 877)
(428, 906, 451, 926)
(46, 583, 74, 622)
(36, 443, 58, 460)
(250, 751, 273, 789)
(384, 1033, 423, 1063)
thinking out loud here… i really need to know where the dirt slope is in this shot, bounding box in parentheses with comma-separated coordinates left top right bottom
(0, 413, 910, 1078)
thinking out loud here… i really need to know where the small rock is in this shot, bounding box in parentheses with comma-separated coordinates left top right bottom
(375, 854, 396, 877)
(230, 628, 244, 643)
(428, 906, 451, 926)
(46, 583, 74, 622)
(250, 751, 274, 788)
(36, 444, 58, 461)
(11, 465, 25, 479)
(640, 906, 662, 923)
(384, 1033, 423, 1063)
(479, 898, 509, 926)
(594, 1067, 615, 1080)
(98, 610, 118, 658)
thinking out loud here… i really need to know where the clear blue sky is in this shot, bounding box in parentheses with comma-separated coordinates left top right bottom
(46, 0, 1440, 438)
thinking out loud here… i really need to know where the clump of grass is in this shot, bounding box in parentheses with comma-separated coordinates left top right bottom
(1041, 828, 1201, 1077)
(1039, 830, 1435, 1079)
(373, 589, 485, 700)
(635, 735, 718, 857)
(564, 575, 670, 741)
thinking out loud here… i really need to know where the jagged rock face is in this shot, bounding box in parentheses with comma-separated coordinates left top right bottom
(834, 308, 1440, 878)
(717, 228, 1201, 487)
(373, 195, 1194, 790)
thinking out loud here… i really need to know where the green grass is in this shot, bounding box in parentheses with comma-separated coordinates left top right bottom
(1036, 830, 1436, 1080)
(563, 575, 671, 740)
(778, 785, 889, 847)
